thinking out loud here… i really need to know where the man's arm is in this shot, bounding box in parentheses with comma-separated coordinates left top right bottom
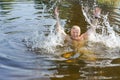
(54, 7, 67, 36)
(86, 7, 101, 33)
(82, 7, 101, 39)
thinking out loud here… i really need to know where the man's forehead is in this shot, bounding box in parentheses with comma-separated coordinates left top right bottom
(72, 26, 80, 30)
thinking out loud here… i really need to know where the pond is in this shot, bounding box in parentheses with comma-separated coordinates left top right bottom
(0, 0, 120, 80)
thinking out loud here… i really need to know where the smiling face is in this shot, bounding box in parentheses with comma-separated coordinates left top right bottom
(70, 25, 81, 39)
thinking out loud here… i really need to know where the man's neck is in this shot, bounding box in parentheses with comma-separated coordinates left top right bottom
(71, 36, 81, 41)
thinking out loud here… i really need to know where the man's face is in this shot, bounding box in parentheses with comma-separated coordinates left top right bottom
(70, 26, 81, 38)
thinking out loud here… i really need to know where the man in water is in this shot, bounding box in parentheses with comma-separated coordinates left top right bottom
(54, 7, 101, 60)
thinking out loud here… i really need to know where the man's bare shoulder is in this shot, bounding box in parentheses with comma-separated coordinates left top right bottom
(65, 35, 71, 41)
(80, 32, 88, 41)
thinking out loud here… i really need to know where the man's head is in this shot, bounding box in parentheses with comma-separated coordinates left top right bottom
(70, 25, 81, 38)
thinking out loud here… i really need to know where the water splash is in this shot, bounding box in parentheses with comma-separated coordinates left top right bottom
(82, 6, 120, 48)
(24, 19, 66, 55)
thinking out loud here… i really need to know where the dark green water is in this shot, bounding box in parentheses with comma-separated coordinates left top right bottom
(0, 0, 120, 80)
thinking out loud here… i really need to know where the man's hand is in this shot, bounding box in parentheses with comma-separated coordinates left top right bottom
(54, 7, 59, 17)
(93, 7, 101, 18)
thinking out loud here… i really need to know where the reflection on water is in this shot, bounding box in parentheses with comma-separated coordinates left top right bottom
(0, 0, 120, 80)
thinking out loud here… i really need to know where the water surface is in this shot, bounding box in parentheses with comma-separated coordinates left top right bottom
(0, 0, 120, 80)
